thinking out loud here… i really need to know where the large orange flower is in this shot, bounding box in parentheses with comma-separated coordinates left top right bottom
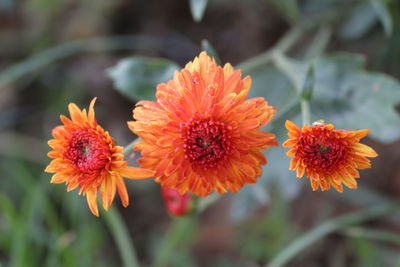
(282, 120, 378, 192)
(45, 98, 154, 216)
(128, 52, 277, 196)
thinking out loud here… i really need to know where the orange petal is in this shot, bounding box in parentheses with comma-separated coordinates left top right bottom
(296, 165, 305, 177)
(351, 129, 370, 139)
(282, 138, 297, 148)
(286, 149, 296, 157)
(342, 176, 357, 189)
(100, 174, 116, 211)
(310, 179, 319, 191)
(45, 159, 62, 172)
(289, 158, 300, 170)
(68, 103, 84, 123)
(67, 179, 79, 192)
(47, 139, 60, 149)
(346, 167, 360, 178)
(86, 190, 99, 216)
(353, 143, 378, 157)
(119, 166, 155, 179)
(285, 120, 300, 133)
(50, 172, 68, 183)
(115, 176, 129, 207)
(88, 97, 97, 126)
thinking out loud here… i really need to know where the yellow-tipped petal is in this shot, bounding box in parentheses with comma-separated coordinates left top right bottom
(88, 97, 97, 126)
(101, 174, 116, 211)
(86, 190, 99, 216)
(50, 172, 68, 183)
(310, 179, 319, 191)
(116, 176, 129, 207)
(353, 143, 378, 157)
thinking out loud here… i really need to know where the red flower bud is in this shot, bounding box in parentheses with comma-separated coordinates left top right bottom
(161, 187, 191, 216)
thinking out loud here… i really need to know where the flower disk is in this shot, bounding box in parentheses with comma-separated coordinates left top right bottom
(45, 98, 154, 216)
(129, 52, 278, 196)
(282, 120, 378, 192)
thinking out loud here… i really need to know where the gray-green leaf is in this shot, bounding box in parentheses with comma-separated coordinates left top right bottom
(339, 2, 378, 40)
(189, 0, 208, 22)
(311, 53, 400, 143)
(107, 56, 180, 101)
(370, 0, 393, 38)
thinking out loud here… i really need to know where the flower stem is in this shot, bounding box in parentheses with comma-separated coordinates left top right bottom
(271, 52, 312, 125)
(300, 98, 311, 125)
(153, 215, 197, 267)
(266, 203, 398, 267)
(102, 138, 144, 267)
(103, 207, 140, 267)
(339, 226, 400, 245)
(238, 25, 305, 73)
(122, 138, 141, 156)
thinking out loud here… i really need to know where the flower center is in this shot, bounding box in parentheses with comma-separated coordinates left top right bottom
(181, 119, 231, 169)
(319, 145, 329, 153)
(65, 129, 111, 172)
(299, 130, 346, 171)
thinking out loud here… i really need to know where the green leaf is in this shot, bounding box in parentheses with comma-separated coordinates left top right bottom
(247, 65, 298, 119)
(189, 0, 208, 22)
(370, 0, 393, 37)
(107, 56, 180, 101)
(311, 53, 400, 143)
(339, 2, 378, 40)
(266, 0, 300, 22)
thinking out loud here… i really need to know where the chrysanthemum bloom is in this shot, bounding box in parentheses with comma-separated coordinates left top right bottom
(128, 51, 277, 196)
(161, 187, 191, 216)
(282, 120, 378, 192)
(45, 98, 154, 216)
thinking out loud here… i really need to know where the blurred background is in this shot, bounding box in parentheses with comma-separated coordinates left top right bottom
(1, 0, 400, 266)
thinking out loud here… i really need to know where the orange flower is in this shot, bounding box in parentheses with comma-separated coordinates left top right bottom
(282, 120, 378, 192)
(45, 98, 154, 216)
(128, 52, 277, 196)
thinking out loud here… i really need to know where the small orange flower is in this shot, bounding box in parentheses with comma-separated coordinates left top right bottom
(45, 98, 154, 216)
(282, 120, 378, 192)
(128, 52, 277, 196)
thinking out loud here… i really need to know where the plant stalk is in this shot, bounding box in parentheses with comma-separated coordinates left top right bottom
(266, 204, 398, 267)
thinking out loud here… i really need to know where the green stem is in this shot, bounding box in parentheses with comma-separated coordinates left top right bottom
(99, 138, 144, 267)
(238, 25, 305, 73)
(271, 52, 313, 125)
(152, 194, 220, 267)
(103, 207, 140, 267)
(122, 138, 141, 156)
(340, 226, 400, 245)
(300, 98, 311, 125)
(304, 26, 332, 60)
(153, 215, 196, 267)
(266, 204, 398, 267)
